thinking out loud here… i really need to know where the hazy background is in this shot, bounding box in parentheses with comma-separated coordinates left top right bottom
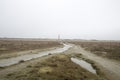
(0, 0, 120, 40)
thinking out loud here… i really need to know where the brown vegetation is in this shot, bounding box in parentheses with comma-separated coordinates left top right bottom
(0, 39, 61, 54)
(3, 54, 106, 80)
(69, 40, 120, 60)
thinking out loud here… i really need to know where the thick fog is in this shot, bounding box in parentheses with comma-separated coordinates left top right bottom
(0, 0, 120, 40)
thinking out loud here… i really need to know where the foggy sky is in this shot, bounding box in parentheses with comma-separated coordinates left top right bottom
(0, 0, 120, 40)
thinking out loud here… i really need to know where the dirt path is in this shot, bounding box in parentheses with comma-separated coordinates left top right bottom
(69, 45, 120, 80)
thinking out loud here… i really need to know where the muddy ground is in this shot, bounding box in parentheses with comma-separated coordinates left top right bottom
(0, 43, 108, 80)
(65, 44, 120, 80)
(67, 40, 120, 60)
(0, 54, 107, 80)
(0, 39, 119, 80)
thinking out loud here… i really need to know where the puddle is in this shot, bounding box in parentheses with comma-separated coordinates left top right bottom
(71, 57, 96, 74)
(0, 44, 72, 67)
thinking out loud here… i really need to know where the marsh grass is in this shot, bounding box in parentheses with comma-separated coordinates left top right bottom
(3, 54, 107, 80)
(0, 39, 61, 54)
(69, 41, 120, 60)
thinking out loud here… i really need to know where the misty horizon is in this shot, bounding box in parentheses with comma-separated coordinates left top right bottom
(0, 0, 120, 40)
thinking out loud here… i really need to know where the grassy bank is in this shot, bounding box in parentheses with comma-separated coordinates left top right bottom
(2, 54, 107, 80)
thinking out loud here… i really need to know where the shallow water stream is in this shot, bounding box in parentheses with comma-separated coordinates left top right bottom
(0, 44, 72, 67)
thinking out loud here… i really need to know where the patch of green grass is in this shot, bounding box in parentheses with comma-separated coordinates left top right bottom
(0, 66, 5, 69)
(7, 73, 14, 77)
(19, 60, 25, 63)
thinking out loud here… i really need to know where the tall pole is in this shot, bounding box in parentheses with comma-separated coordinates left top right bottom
(58, 34, 60, 40)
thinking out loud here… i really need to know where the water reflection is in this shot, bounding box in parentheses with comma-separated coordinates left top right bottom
(0, 44, 72, 67)
(71, 57, 96, 74)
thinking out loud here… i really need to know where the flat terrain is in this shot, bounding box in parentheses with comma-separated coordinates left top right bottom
(0, 39, 119, 80)
(68, 40, 120, 60)
(65, 40, 120, 80)
(0, 53, 106, 80)
(67, 45, 120, 80)
(0, 42, 107, 80)
(0, 39, 62, 59)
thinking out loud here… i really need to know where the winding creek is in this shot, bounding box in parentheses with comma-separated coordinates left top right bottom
(0, 44, 72, 67)
(0, 43, 97, 75)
